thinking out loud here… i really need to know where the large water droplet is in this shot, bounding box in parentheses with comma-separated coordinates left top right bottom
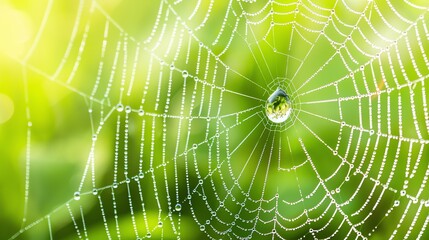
(265, 88, 292, 123)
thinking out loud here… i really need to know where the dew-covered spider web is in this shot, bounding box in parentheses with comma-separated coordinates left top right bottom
(4, 0, 429, 239)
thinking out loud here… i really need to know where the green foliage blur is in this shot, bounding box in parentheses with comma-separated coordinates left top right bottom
(1, 0, 429, 239)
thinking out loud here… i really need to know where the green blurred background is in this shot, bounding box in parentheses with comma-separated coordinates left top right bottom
(1, 0, 429, 239)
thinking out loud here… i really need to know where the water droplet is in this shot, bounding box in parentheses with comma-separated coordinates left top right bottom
(200, 225, 205, 231)
(394, 200, 400, 206)
(175, 203, 182, 211)
(158, 221, 163, 227)
(138, 108, 145, 116)
(125, 106, 132, 113)
(146, 232, 151, 238)
(113, 183, 118, 188)
(265, 89, 292, 123)
(182, 70, 188, 78)
(92, 188, 98, 195)
(73, 191, 80, 200)
(116, 104, 124, 112)
(139, 172, 144, 178)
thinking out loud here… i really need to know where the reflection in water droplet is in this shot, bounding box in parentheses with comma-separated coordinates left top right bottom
(175, 203, 182, 211)
(265, 88, 292, 123)
(116, 103, 124, 112)
(394, 200, 400, 207)
(138, 108, 145, 116)
(74, 191, 80, 200)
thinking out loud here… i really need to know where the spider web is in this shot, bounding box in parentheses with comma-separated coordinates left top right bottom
(4, 0, 429, 239)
